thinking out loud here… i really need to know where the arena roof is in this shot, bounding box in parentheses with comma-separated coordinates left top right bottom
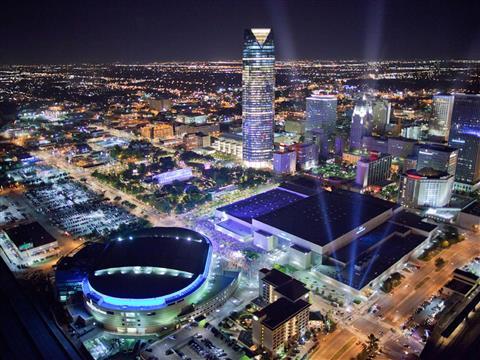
(86, 227, 211, 302)
(254, 190, 399, 247)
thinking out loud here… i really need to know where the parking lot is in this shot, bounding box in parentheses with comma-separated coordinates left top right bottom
(143, 323, 246, 360)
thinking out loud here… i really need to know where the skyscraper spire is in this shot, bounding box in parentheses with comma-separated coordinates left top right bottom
(242, 28, 275, 168)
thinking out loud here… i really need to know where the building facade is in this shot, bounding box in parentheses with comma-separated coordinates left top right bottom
(399, 169, 454, 208)
(372, 99, 391, 135)
(350, 97, 373, 150)
(416, 144, 458, 176)
(242, 28, 275, 168)
(448, 94, 480, 190)
(273, 151, 296, 175)
(429, 94, 454, 141)
(355, 153, 392, 188)
(305, 93, 337, 139)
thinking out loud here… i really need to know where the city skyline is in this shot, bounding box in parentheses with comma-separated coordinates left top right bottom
(1, 0, 480, 64)
(1, 3, 480, 359)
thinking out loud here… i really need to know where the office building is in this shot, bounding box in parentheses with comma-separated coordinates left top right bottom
(253, 268, 310, 354)
(140, 123, 174, 141)
(416, 144, 458, 176)
(429, 94, 454, 141)
(305, 93, 337, 138)
(355, 153, 392, 188)
(399, 168, 454, 208)
(290, 142, 318, 170)
(448, 94, 480, 190)
(242, 28, 275, 168)
(350, 97, 373, 150)
(372, 99, 391, 135)
(273, 150, 296, 175)
(183, 132, 210, 150)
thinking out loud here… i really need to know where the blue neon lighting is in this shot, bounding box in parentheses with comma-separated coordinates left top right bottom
(83, 236, 213, 311)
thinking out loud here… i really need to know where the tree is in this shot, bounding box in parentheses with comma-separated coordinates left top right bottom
(435, 257, 446, 268)
(366, 333, 379, 354)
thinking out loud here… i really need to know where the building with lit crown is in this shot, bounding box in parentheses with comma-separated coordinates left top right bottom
(350, 97, 373, 150)
(242, 28, 275, 168)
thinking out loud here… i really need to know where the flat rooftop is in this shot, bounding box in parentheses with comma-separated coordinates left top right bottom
(4, 222, 57, 251)
(445, 279, 475, 295)
(255, 297, 310, 330)
(255, 190, 398, 247)
(389, 211, 438, 233)
(333, 232, 427, 290)
(332, 221, 410, 264)
(217, 188, 304, 224)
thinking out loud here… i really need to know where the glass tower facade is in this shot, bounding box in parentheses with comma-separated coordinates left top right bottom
(448, 94, 480, 188)
(305, 94, 337, 139)
(242, 28, 275, 168)
(429, 94, 454, 141)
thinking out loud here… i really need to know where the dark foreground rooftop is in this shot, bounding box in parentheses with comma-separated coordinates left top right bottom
(0, 257, 82, 360)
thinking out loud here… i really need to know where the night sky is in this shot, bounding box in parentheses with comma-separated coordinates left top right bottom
(2, 0, 480, 64)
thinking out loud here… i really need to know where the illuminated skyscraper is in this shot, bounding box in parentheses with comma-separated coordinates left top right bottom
(242, 28, 275, 168)
(429, 94, 454, 141)
(350, 97, 373, 150)
(448, 94, 480, 191)
(305, 93, 337, 138)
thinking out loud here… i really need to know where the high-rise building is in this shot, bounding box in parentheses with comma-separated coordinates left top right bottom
(399, 168, 454, 208)
(448, 94, 480, 190)
(429, 94, 454, 141)
(372, 99, 391, 135)
(305, 93, 337, 139)
(242, 28, 275, 168)
(350, 97, 373, 150)
(355, 153, 392, 188)
(416, 144, 458, 176)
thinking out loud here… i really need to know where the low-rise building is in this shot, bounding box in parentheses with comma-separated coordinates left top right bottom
(273, 150, 296, 175)
(1, 222, 59, 266)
